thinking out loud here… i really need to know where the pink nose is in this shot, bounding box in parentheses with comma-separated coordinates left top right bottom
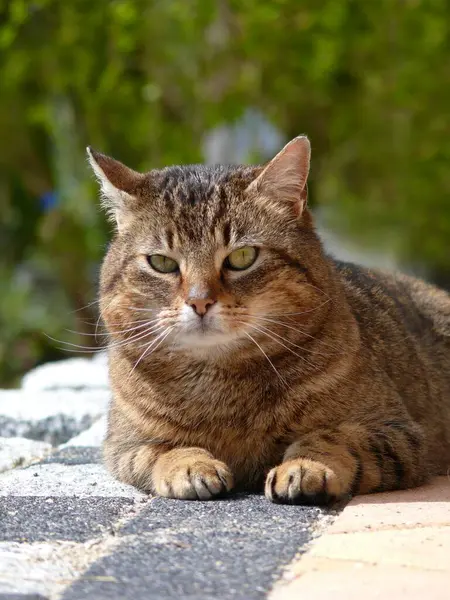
(186, 297, 216, 316)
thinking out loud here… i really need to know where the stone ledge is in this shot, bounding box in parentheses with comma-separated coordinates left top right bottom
(0, 438, 52, 473)
(0, 390, 109, 445)
(21, 355, 108, 392)
(60, 416, 107, 448)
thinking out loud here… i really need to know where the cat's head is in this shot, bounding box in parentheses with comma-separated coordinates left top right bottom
(89, 137, 330, 362)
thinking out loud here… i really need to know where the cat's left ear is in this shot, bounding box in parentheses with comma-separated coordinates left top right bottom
(87, 147, 144, 230)
(246, 135, 310, 216)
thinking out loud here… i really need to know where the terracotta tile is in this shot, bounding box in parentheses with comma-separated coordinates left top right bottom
(330, 477, 450, 534)
(271, 478, 450, 600)
(272, 561, 450, 600)
(306, 526, 450, 570)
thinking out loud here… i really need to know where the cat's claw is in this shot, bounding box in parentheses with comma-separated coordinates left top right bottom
(265, 458, 342, 506)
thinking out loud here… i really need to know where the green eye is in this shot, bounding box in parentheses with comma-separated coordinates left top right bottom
(147, 254, 179, 273)
(225, 246, 258, 271)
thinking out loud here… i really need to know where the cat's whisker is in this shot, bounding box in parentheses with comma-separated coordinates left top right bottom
(243, 332, 290, 389)
(97, 323, 166, 351)
(243, 320, 356, 390)
(302, 282, 332, 300)
(80, 318, 153, 328)
(94, 295, 121, 341)
(46, 321, 164, 353)
(53, 346, 110, 355)
(264, 298, 332, 317)
(249, 315, 340, 354)
(95, 311, 103, 342)
(102, 317, 163, 336)
(54, 326, 169, 355)
(44, 334, 110, 352)
(95, 297, 110, 341)
(246, 317, 334, 360)
(128, 327, 174, 379)
(251, 315, 342, 352)
(69, 298, 101, 314)
(239, 322, 317, 370)
(65, 320, 159, 338)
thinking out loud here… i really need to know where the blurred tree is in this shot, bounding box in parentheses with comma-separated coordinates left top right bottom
(0, 0, 449, 385)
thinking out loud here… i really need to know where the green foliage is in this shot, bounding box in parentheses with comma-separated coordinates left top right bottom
(0, 0, 449, 385)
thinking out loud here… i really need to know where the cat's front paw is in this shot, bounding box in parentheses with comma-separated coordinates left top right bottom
(153, 448, 234, 500)
(265, 458, 344, 505)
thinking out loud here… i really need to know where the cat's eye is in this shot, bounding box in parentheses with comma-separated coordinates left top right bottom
(147, 254, 179, 273)
(224, 246, 258, 271)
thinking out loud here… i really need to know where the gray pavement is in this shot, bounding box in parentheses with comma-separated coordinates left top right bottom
(63, 495, 326, 600)
(0, 446, 332, 599)
(0, 359, 336, 599)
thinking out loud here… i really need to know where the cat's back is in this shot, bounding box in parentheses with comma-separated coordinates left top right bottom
(333, 259, 450, 406)
(332, 259, 450, 465)
(333, 259, 450, 342)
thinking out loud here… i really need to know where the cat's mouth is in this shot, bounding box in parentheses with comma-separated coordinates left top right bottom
(172, 317, 242, 352)
(181, 318, 225, 339)
(167, 304, 246, 352)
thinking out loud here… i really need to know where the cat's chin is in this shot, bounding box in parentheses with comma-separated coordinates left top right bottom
(170, 330, 244, 357)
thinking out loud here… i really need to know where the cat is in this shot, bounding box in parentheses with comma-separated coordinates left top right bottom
(87, 135, 450, 505)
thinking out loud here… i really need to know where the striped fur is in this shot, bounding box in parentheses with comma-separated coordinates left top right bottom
(89, 139, 450, 505)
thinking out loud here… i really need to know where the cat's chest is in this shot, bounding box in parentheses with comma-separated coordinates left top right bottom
(143, 373, 299, 479)
(156, 369, 286, 427)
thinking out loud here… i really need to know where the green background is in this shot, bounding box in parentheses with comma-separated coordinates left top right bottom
(1, 0, 449, 386)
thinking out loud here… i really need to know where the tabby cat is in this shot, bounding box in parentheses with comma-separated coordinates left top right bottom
(88, 136, 450, 505)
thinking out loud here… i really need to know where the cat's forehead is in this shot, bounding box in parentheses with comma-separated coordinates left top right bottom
(154, 164, 256, 205)
(140, 164, 260, 245)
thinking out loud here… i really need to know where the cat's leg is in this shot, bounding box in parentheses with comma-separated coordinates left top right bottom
(104, 439, 234, 500)
(265, 420, 426, 505)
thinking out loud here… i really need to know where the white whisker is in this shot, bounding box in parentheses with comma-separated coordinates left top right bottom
(83, 318, 152, 328)
(128, 327, 174, 379)
(46, 321, 165, 352)
(302, 282, 332, 299)
(265, 298, 331, 317)
(66, 320, 159, 338)
(248, 317, 333, 359)
(53, 346, 110, 355)
(69, 298, 101, 314)
(250, 314, 339, 354)
(94, 295, 118, 341)
(239, 321, 317, 370)
(243, 331, 289, 389)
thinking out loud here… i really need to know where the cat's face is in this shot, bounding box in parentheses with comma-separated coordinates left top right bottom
(90, 137, 329, 360)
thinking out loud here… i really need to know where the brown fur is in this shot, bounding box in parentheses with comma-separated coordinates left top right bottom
(88, 137, 450, 505)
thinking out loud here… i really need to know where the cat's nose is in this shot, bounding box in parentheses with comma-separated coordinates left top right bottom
(186, 296, 216, 317)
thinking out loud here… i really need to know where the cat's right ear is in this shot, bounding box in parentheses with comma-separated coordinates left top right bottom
(245, 136, 310, 217)
(87, 147, 144, 231)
